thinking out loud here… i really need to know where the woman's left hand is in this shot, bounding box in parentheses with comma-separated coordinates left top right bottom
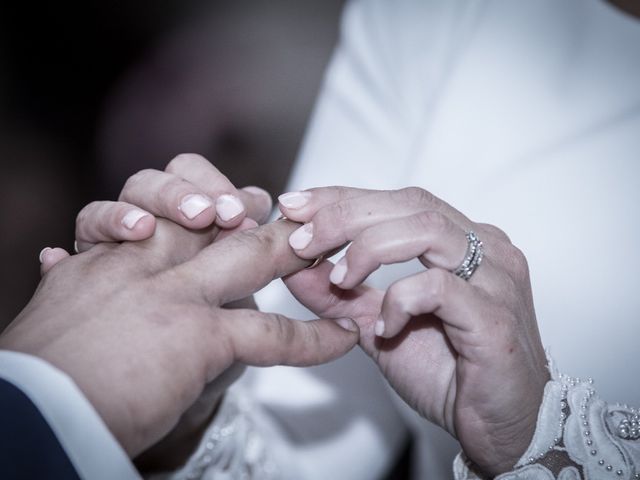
(279, 186, 549, 477)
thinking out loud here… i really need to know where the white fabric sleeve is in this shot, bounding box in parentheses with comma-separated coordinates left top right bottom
(0, 350, 141, 480)
(453, 358, 640, 480)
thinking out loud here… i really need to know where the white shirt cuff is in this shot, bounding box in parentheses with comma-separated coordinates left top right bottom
(0, 350, 141, 480)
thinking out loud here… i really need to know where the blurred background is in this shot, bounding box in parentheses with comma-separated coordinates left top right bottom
(0, 0, 345, 328)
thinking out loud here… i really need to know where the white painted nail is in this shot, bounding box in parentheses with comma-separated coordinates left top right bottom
(278, 191, 311, 209)
(330, 257, 348, 285)
(121, 209, 149, 229)
(179, 194, 213, 220)
(375, 318, 385, 337)
(335, 318, 358, 332)
(216, 194, 245, 221)
(289, 223, 313, 250)
(39, 247, 51, 263)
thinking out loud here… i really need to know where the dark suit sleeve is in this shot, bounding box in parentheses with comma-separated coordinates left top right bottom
(0, 378, 81, 480)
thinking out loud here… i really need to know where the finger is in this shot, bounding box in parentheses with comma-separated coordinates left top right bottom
(75, 201, 156, 252)
(176, 220, 319, 306)
(216, 217, 259, 242)
(164, 154, 247, 228)
(282, 187, 472, 259)
(283, 261, 384, 354)
(39, 247, 71, 275)
(119, 168, 218, 229)
(221, 308, 359, 366)
(329, 211, 469, 289)
(377, 268, 489, 340)
(240, 186, 272, 225)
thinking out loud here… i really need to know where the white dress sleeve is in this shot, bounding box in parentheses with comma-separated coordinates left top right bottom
(453, 358, 640, 480)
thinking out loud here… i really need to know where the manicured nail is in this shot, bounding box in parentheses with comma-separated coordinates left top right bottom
(335, 318, 358, 332)
(330, 257, 348, 285)
(375, 317, 385, 337)
(289, 223, 313, 250)
(39, 247, 51, 263)
(121, 209, 149, 229)
(216, 194, 244, 221)
(278, 191, 311, 209)
(179, 194, 213, 220)
(73, 240, 79, 253)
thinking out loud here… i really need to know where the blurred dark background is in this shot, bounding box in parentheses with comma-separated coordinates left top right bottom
(0, 0, 344, 327)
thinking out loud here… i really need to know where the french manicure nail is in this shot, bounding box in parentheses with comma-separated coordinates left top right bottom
(39, 247, 51, 263)
(330, 257, 348, 285)
(335, 318, 358, 332)
(122, 209, 149, 229)
(216, 194, 245, 221)
(278, 191, 311, 209)
(289, 223, 313, 250)
(375, 317, 385, 337)
(179, 194, 213, 220)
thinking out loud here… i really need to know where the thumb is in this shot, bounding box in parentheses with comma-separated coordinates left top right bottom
(221, 308, 359, 367)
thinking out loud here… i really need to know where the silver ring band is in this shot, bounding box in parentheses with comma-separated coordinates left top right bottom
(453, 231, 484, 281)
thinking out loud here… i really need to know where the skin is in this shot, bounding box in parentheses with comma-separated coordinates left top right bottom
(55, 157, 549, 476)
(279, 186, 549, 476)
(4, 185, 360, 461)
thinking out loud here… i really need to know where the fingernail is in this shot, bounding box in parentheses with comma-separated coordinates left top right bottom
(179, 194, 213, 220)
(216, 194, 245, 221)
(289, 223, 313, 250)
(278, 191, 311, 209)
(375, 317, 385, 337)
(73, 240, 79, 254)
(330, 257, 348, 285)
(39, 247, 51, 263)
(335, 318, 358, 332)
(121, 209, 149, 229)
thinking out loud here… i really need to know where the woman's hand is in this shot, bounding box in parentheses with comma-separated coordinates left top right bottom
(279, 186, 549, 476)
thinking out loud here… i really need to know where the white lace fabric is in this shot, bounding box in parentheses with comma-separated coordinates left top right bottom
(454, 360, 640, 479)
(147, 387, 295, 480)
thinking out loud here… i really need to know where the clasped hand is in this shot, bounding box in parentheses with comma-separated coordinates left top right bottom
(5, 154, 550, 477)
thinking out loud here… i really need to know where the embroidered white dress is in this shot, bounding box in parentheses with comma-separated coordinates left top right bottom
(173, 0, 640, 478)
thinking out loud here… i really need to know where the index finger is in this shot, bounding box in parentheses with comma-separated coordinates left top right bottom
(279, 186, 473, 258)
(177, 219, 314, 306)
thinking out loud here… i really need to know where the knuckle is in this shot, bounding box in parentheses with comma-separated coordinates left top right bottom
(396, 186, 434, 206)
(414, 210, 449, 234)
(477, 222, 511, 243)
(425, 268, 450, 302)
(270, 313, 296, 346)
(75, 201, 101, 238)
(386, 281, 411, 312)
(323, 200, 353, 226)
(504, 244, 530, 282)
(165, 153, 207, 173)
(121, 169, 155, 199)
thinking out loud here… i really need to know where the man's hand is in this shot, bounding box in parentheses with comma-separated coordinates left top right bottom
(1, 218, 359, 457)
